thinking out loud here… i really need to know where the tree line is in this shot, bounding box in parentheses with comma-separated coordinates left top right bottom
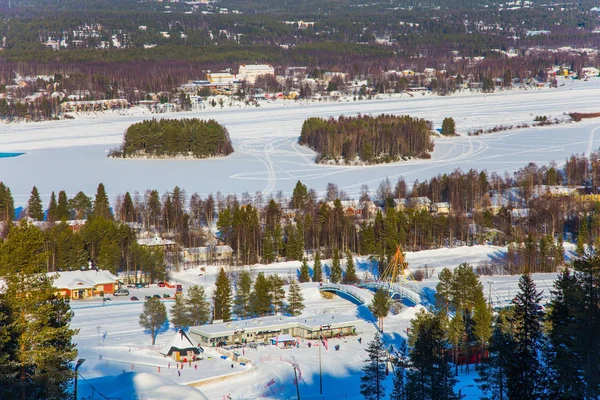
(110, 118, 234, 159)
(299, 115, 434, 164)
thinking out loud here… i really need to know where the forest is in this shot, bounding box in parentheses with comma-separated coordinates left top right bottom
(110, 118, 234, 159)
(299, 115, 434, 164)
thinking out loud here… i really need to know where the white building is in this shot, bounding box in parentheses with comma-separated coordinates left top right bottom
(238, 64, 275, 84)
(190, 314, 360, 346)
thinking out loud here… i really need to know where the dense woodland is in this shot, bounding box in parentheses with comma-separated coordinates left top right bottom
(3, 150, 600, 279)
(300, 115, 434, 164)
(1, 0, 600, 121)
(366, 257, 600, 400)
(110, 118, 233, 159)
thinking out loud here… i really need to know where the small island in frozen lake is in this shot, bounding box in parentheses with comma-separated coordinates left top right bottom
(299, 114, 434, 165)
(109, 118, 234, 159)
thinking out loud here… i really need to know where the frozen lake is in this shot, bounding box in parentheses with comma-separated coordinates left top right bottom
(2, 78, 600, 205)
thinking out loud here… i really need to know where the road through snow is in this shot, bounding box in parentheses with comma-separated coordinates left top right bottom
(2, 78, 600, 205)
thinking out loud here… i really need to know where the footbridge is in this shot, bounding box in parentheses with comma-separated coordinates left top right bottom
(319, 284, 374, 305)
(358, 281, 421, 306)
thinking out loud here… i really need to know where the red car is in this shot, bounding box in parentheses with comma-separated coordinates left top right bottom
(157, 281, 166, 287)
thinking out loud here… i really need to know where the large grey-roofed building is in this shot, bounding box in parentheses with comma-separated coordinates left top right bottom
(189, 314, 361, 346)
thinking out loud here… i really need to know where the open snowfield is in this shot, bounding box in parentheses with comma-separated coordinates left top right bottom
(3, 78, 600, 206)
(72, 245, 569, 400)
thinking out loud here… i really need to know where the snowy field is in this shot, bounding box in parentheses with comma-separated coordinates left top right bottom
(2, 78, 600, 206)
(72, 245, 569, 400)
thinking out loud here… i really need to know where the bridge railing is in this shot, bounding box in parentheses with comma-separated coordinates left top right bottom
(320, 284, 366, 304)
(359, 281, 421, 305)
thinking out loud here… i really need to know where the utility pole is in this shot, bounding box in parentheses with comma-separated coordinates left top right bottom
(319, 333, 323, 395)
(293, 363, 301, 400)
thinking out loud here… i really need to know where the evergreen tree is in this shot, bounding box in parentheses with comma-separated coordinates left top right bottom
(0, 273, 78, 400)
(47, 191, 58, 223)
(139, 296, 168, 345)
(370, 288, 391, 332)
(122, 192, 135, 222)
(473, 290, 493, 363)
(68, 191, 91, 220)
(286, 279, 305, 316)
(97, 237, 120, 274)
(291, 180, 308, 209)
(344, 249, 358, 283)
(330, 248, 342, 283)
(435, 267, 453, 314)
(250, 272, 271, 316)
(313, 251, 323, 282)
(406, 310, 458, 400)
(262, 232, 275, 264)
(447, 312, 464, 376)
(441, 117, 456, 136)
(299, 258, 311, 282)
(170, 293, 189, 330)
(360, 333, 388, 400)
(92, 183, 112, 220)
(390, 341, 409, 400)
(56, 190, 69, 220)
(268, 274, 286, 315)
(476, 313, 513, 400)
(27, 186, 44, 220)
(186, 285, 211, 326)
(506, 274, 544, 400)
(233, 270, 253, 319)
(0, 182, 15, 222)
(212, 269, 232, 321)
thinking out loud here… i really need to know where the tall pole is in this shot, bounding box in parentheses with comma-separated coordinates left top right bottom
(74, 358, 85, 400)
(293, 364, 301, 400)
(319, 334, 322, 395)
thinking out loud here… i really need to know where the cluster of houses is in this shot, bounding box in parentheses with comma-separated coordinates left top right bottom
(47, 268, 120, 300)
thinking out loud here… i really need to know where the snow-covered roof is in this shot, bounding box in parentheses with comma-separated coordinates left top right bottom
(49, 269, 119, 290)
(137, 237, 176, 246)
(160, 329, 202, 356)
(184, 245, 233, 254)
(190, 314, 360, 339)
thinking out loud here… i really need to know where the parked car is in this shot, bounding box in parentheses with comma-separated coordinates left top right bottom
(114, 289, 130, 296)
(153, 294, 161, 299)
(130, 296, 139, 301)
(157, 281, 166, 287)
(145, 295, 152, 300)
(102, 297, 111, 302)
(163, 293, 171, 298)
(136, 283, 144, 289)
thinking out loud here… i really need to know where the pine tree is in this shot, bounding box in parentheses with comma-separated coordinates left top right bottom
(506, 274, 544, 400)
(473, 290, 493, 363)
(47, 191, 58, 223)
(69, 191, 92, 220)
(92, 183, 112, 220)
(299, 258, 311, 282)
(441, 117, 456, 136)
(139, 296, 167, 345)
(313, 251, 323, 282)
(186, 285, 211, 326)
(56, 190, 69, 220)
(286, 279, 305, 316)
(390, 341, 409, 400)
(406, 311, 458, 400)
(0, 182, 15, 222)
(268, 274, 286, 315)
(233, 270, 253, 319)
(370, 288, 391, 332)
(344, 249, 358, 283)
(0, 273, 78, 399)
(435, 267, 453, 314)
(212, 269, 232, 321)
(448, 312, 464, 376)
(250, 272, 271, 316)
(476, 313, 513, 400)
(122, 192, 135, 222)
(291, 180, 308, 209)
(97, 238, 120, 274)
(170, 293, 189, 330)
(545, 269, 584, 399)
(27, 186, 44, 220)
(360, 333, 388, 400)
(330, 248, 342, 283)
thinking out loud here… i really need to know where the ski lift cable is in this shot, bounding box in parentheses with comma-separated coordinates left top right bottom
(77, 372, 122, 400)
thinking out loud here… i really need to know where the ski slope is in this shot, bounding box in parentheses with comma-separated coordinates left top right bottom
(2, 78, 600, 206)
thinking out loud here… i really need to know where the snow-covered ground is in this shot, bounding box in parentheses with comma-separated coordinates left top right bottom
(2, 78, 600, 206)
(72, 245, 568, 400)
